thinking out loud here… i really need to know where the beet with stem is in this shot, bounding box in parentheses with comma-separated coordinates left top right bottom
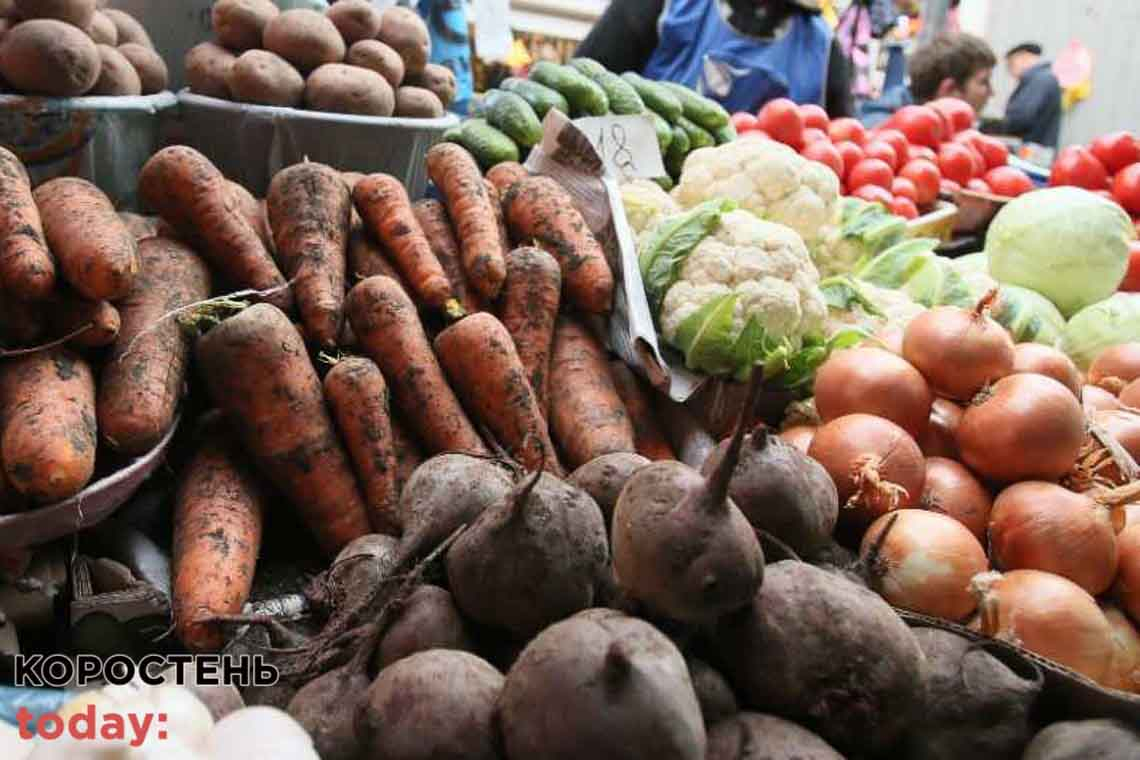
(706, 712, 844, 760)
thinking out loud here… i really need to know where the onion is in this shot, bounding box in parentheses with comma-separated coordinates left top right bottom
(989, 481, 1138, 595)
(1123, 378, 1140, 408)
(813, 347, 933, 439)
(918, 399, 963, 459)
(1127, 503, 1140, 527)
(1087, 409, 1140, 486)
(1118, 525, 1140, 623)
(807, 414, 925, 529)
(778, 425, 815, 454)
(971, 569, 1116, 683)
(957, 373, 1085, 483)
(902, 294, 1015, 401)
(861, 509, 988, 620)
(1089, 342, 1140, 392)
(1083, 385, 1123, 414)
(1100, 604, 1140, 693)
(1012, 343, 1081, 396)
(920, 457, 992, 541)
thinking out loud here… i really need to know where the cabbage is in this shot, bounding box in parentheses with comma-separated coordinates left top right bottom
(621, 179, 682, 236)
(1061, 293, 1140, 369)
(991, 285, 1066, 347)
(814, 197, 908, 277)
(857, 238, 975, 308)
(952, 252, 989, 275)
(985, 187, 1135, 318)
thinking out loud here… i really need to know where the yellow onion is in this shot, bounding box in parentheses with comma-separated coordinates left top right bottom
(920, 457, 992, 542)
(1100, 603, 1140, 693)
(1013, 343, 1081, 396)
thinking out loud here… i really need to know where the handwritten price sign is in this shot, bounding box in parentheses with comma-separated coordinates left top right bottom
(572, 114, 666, 181)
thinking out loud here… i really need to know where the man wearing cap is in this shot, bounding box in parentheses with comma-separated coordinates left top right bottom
(983, 42, 1062, 150)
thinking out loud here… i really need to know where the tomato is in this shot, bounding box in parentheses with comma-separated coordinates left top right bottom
(847, 158, 894, 191)
(863, 140, 899, 171)
(891, 105, 943, 148)
(940, 178, 962, 195)
(907, 145, 937, 163)
(852, 184, 893, 208)
(891, 177, 918, 202)
(835, 141, 865, 180)
(1121, 241, 1140, 292)
(977, 136, 1009, 169)
(930, 98, 976, 134)
(938, 143, 977, 186)
(966, 178, 992, 194)
(731, 112, 761, 133)
(953, 129, 986, 153)
(798, 103, 829, 131)
(874, 129, 909, 168)
(801, 140, 844, 179)
(900, 159, 941, 207)
(1112, 162, 1140, 215)
(1090, 131, 1140, 175)
(802, 127, 828, 145)
(1049, 146, 1109, 190)
(984, 166, 1034, 198)
(890, 196, 919, 219)
(828, 117, 867, 145)
(757, 98, 805, 148)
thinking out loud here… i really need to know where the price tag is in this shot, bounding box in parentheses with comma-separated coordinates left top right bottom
(571, 114, 666, 181)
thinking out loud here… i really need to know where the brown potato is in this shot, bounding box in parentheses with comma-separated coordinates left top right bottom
(227, 49, 303, 108)
(395, 86, 443, 118)
(118, 42, 167, 94)
(405, 63, 456, 108)
(13, 0, 95, 29)
(326, 0, 381, 46)
(103, 9, 151, 48)
(88, 10, 116, 44)
(185, 41, 237, 100)
(0, 19, 100, 96)
(211, 0, 279, 52)
(91, 44, 141, 96)
(378, 6, 429, 75)
(345, 39, 403, 89)
(263, 9, 345, 74)
(304, 63, 393, 116)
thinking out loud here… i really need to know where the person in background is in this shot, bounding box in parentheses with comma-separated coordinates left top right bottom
(415, 0, 474, 115)
(575, 0, 854, 118)
(980, 43, 1062, 150)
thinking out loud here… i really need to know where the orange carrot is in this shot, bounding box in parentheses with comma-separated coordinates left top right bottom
(608, 360, 675, 461)
(389, 412, 422, 495)
(347, 224, 403, 284)
(548, 317, 635, 469)
(502, 176, 614, 314)
(485, 161, 529, 197)
(0, 146, 55, 300)
(173, 413, 265, 652)
(118, 212, 160, 241)
(498, 246, 560, 417)
(412, 198, 480, 313)
(267, 161, 352, 348)
(196, 303, 371, 556)
(46, 290, 121, 349)
(484, 179, 511, 254)
(346, 275, 487, 455)
(139, 146, 291, 311)
(98, 237, 212, 455)
(34, 178, 139, 302)
(324, 356, 400, 535)
(435, 312, 563, 475)
(425, 143, 507, 300)
(228, 180, 274, 253)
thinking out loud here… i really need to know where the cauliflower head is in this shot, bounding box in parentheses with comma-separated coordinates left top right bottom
(671, 137, 840, 248)
(621, 179, 681, 236)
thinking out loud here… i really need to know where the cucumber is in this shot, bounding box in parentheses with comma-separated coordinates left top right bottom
(650, 110, 672, 152)
(457, 119, 520, 169)
(621, 72, 683, 123)
(651, 175, 675, 192)
(660, 81, 730, 132)
(568, 58, 644, 115)
(442, 124, 463, 143)
(712, 120, 737, 145)
(484, 90, 543, 148)
(567, 57, 609, 80)
(677, 115, 715, 150)
(500, 77, 568, 118)
(530, 61, 608, 117)
(665, 124, 690, 179)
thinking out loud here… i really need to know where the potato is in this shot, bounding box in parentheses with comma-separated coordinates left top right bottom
(227, 49, 303, 108)
(118, 42, 167, 94)
(394, 85, 443, 118)
(185, 41, 237, 100)
(345, 39, 403, 89)
(103, 9, 150, 48)
(91, 44, 140, 95)
(326, 0, 381, 46)
(212, 0, 279, 53)
(13, 0, 95, 29)
(87, 10, 116, 44)
(0, 19, 100, 96)
(304, 63, 393, 116)
(405, 63, 456, 108)
(263, 9, 345, 74)
(378, 6, 429, 75)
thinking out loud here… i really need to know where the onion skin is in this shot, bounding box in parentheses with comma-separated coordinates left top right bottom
(1089, 409, 1140, 486)
(1083, 385, 1123, 415)
(1118, 525, 1140, 624)
(918, 399, 963, 459)
(1013, 344, 1081, 396)
(1100, 604, 1140, 693)
(1089, 342, 1140, 391)
(920, 457, 992, 541)
(902, 303, 1015, 401)
(861, 509, 988, 620)
(989, 481, 1120, 596)
(814, 347, 933, 440)
(1122, 378, 1140, 408)
(778, 425, 815, 454)
(971, 569, 1116, 684)
(957, 373, 1085, 483)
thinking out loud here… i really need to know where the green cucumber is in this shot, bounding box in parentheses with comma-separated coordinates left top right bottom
(457, 119, 520, 169)
(569, 58, 644, 115)
(621, 72, 683, 123)
(660, 81, 730, 132)
(567, 57, 609, 80)
(529, 61, 608, 117)
(677, 115, 715, 150)
(651, 175, 675, 192)
(712, 120, 737, 145)
(442, 124, 463, 143)
(484, 90, 543, 148)
(650, 110, 672, 152)
(665, 123, 690, 179)
(500, 77, 568, 118)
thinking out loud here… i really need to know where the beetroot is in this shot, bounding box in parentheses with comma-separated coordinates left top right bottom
(497, 608, 706, 759)
(1022, 719, 1140, 760)
(327, 533, 399, 603)
(687, 657, 738, 725)
(372, 584, 472, 669)
(706, 713, 843, 760)
(568, 451, 650, 528)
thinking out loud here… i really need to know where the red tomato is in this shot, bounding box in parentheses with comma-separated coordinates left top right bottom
(731, 112, 761, 133)
(1050, 146, 1109, 190)
(802, 127, 828, 145)
(938, 143, 977, 185)
(847, 158, 894, 191)
(1121, 241, 1140, 292)
(966, 178, 992, 194)
(891, 177, 918, 202)
(977, 136, 1009, 169)
(900, 159, 941, 207)
(852, 184, 893, 208)
(890, 196, 919, 219)
(930, 98, 976, 134)
(757, 98, 805, 148)
(1112, 162, 1140, 215)
(891, 105, 943, 148)
(1090, 131, 1140, 175)
(801, 140, 844, 179)
(953, 129, 986, 154)
(828, 117, 867, 145)
(863, 140, 899, 171)
(940, 178, 962, 195)
(835, 141, 866, 180)
(874, 129, 909, 168)
(798, 103, 829, 131)
(907, 145, 937, 163)
(984, 166, 1034, 198)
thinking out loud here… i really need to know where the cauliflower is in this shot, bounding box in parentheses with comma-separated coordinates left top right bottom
(620, 179, 680, 236)
(672, 137, 840, 249)
(821, 276, 927, 337)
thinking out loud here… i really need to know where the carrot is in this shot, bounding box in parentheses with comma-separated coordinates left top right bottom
(485, 161, 529, 197)
(33, 178, 139, 302)
(138, 146, 291, 311)
(484, 179, 511, 254)
(347, 224, 399, 282)
(502, 176, 614, 314)
(412, 198, 480, 313)
(323, 356, 400, 535)
(435, 312, 564, 476)
(117, 212, 159, 242)
(46, 290, 120, 349)
(196, 303, 371, 556)
(266, 161, 352, 349)
(608, 360, 675, 461)
(0, 348, 97, 503)
(172, 413, 265, 652)
(497, 246, 560, 417)
(425, 143, 507, 300)
(228, 180, 274, 253)
(389, 412, 423, 495)
(353, 173, 456, 314)
(98, 237, 212, 455)
(548, 317, 635, 469)
(345, 275, 487, 456)
(0, 146, 55, 300)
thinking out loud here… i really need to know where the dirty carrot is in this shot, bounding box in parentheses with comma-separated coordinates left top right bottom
(498, 246, 560, 417)
(0, 147, 54, 300)
(485, 161, 529, 197)
(117, 212, 160, 242)
(609, 360, 675, 461)
(412, 198, 480, 313)
(46, 290, 120, 349)
(228, 180, 274, 252)
(484, 179, 512, 254)
(347, 224, 409, 295)
(389, 412, 423, 496)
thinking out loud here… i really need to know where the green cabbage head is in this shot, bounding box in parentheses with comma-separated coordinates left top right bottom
(1061, 293, 1140, 370)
